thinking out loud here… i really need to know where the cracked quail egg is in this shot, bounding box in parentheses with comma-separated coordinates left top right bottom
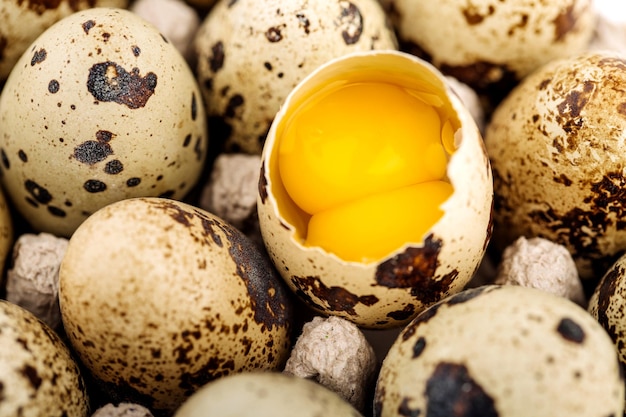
(374, 285, 624, 417)
(258, 50, 493, 329)
(59, 197, 294, 415)
(0, 7, 207, 237)
(194, 0, 397, 154)
(485, 51, 626, 280)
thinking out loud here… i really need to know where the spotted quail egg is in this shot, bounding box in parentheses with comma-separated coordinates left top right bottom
(381, 0, 596, 102)
(59, 197, 294, 415)
(485, 51, 626, 280)
(374, 285, 625, 417)
(0, 7, 207, 237)
(0, 0, 129, 81)
(258, 50, 493, 329)
(0, 299, 89, 417)
(174, 372, 364, 417)
(193, 0, 397, 154)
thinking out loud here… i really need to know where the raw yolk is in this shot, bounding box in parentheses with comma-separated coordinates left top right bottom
(278, 81, 452, 263)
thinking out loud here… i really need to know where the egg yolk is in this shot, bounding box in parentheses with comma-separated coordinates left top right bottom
(278, 81, 453, 263)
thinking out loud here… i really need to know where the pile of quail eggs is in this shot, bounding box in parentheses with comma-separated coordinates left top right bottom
(2, 0, 626, 416)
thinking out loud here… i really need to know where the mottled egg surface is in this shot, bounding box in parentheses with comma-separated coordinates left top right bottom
(374, 285, 624, 417)
(194, 0, 397, 154)
(382, 0, 596, 98)
(59, 197, 293, 415)
(258, 51, 493, 329)
(0, 0, 128, 81)
(174, 372, 364, 417)
(0, 299, 89, 417)
(485, 51, 626, 280)
(0, 7, 207, 237)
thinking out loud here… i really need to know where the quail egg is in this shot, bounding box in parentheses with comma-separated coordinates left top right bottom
(59, 197, 294, 414)
(374, 285, 624, 417)
(0, 7, 207, 237)
(194, 0, 397, 154)
(258, 50, 493, 328)
(485, 51, 626, 279)
(0, 299, 89, 417)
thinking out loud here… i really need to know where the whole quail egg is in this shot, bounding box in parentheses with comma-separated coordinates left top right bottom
(258, 50, 493, 329)
(0, 7, 207, 237)
(485, 51, 626, 280)
(588, 252, 626, 380)
(374, 285, 624, 417)
(174, 372, 364, 417)
(193, 0, 397, 154)
(59, 197, 294, 414)
(0, 299, 89, 417)
(381, 0, 596, 102)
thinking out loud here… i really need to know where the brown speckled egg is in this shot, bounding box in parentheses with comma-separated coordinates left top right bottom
(0, 7, 207, 237)
(381, 0, 596, 101)
(588, 253, 626, 382)
(485, 51, 626, 280)
(0, 299, 89, 417)
(258, 50, 493, 329)
(58, 197, 293, 415)
(174, 372, 364, 417)
(374, 285, 625, 417)
(193, 0, 397, 154)
(0, 0, 129, 81)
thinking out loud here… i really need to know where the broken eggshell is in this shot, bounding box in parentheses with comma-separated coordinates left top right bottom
(257, 50, 493, 329)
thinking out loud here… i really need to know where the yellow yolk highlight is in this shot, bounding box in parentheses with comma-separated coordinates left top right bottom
(278, 81, 453, 263)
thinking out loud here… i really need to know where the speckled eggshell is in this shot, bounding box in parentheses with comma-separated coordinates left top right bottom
(58, 197, 293, 414)
(374, 285, 625, 417)
(381, 0, 596, 96)
(588, 253, 626, 381)
(0, 299, 89, 417)
(0, 7, 207, 237)
(193, 0, 397, 154)
(0, 0, 129, 81)
(258, 51, 493, 329)
(485, 51, 626, 280)
(174, 372, 364, 417)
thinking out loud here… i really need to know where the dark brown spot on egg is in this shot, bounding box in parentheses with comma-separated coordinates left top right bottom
(74, 140, 112, 165)
(83, 179, 107, 193)
(48, 79, 59, 93)
(82, 20, 96, 34)
(398, 397, 421, 417)
(557, 317, 585, 344)
(31, 48, 47, 66)
(555, 81, 595, 135)
(87, 61, 157, 109)
(25, 179, 52, 204)
(425, 362, 498, 417)
(183, 134, 192, 147)
(413, 336, 426, 358)
(194, 136, 204, 161)
(296, 13, 311, 34)
(462, 4, 495, 25)
(553, 174, 572, 186)
(20, 364, 42, 390)
(375, 234, 454, 305)
(104, 159, 123, 174)
(553, 3, 578, 42)
(1, 149, 9, 169)
(18, 150, 27, 162)
(338, 1, 363, 45)
(258, 163, 268, 204)
(48, 206, 66, 217)
(191, 93, 198, 121)
(224, 94, 244, 119)
(290, 275, 378, 316)
(265, 26, 283, 42)
(126, 177, 141, 187)
(209, 41, 225, 72)
(387, 304, 416, 321)
(132, 45, 141, 57)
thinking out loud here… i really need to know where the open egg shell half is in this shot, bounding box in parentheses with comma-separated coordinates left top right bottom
(258, 50, 493, 329)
